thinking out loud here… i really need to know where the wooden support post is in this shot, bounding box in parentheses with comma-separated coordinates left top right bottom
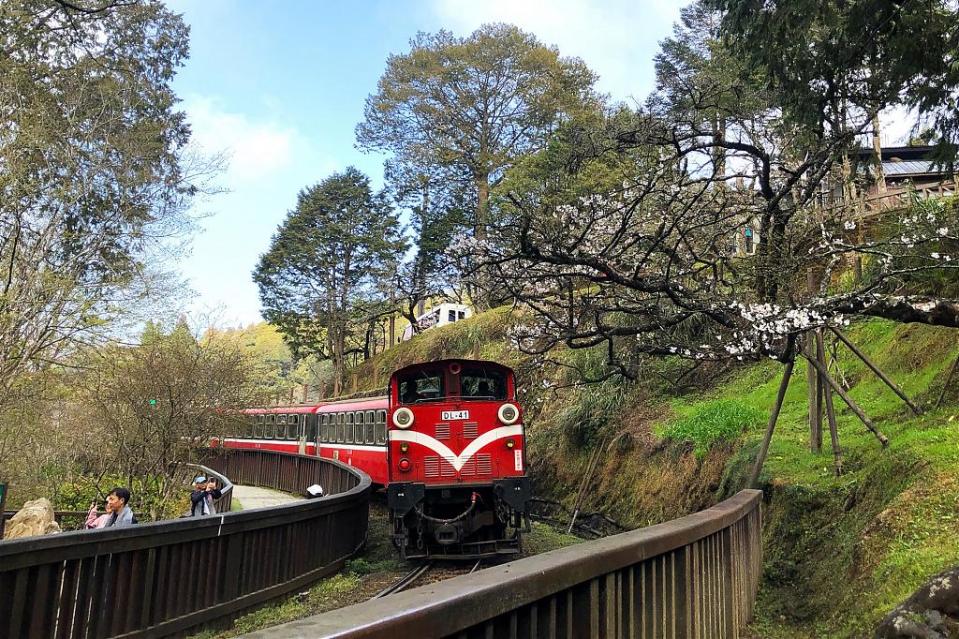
(935, 349, 959, 409)
(749, 360, 795, 488)
(829, 326, 922, 415)
(804, 353, 889, 447)
(804, 335, 823, 453)
(817, 330, 843, 475)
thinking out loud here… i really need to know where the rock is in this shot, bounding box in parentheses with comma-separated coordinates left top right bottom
(876, 566, 959, 638)
(3, 498, 61, 540)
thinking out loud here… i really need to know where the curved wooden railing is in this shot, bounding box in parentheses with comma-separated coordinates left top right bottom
(245, 490, 763, 639)
(0, 450, 371, 639)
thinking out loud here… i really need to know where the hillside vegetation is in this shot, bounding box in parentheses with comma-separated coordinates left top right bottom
(357, 309, 959, 637)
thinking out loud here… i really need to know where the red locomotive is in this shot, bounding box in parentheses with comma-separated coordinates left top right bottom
(222, 359, 532, 559)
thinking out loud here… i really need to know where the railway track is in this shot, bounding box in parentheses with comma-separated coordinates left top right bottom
(372, 562, 432, 599)
(371, 559, 484, 599)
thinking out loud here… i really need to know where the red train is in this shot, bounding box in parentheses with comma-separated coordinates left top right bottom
(222, 359, 532, 559)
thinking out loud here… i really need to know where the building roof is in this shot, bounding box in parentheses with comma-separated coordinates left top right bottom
(881, 160, 940, 177)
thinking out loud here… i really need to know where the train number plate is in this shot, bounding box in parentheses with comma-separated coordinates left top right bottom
(441, 410, 469, 421)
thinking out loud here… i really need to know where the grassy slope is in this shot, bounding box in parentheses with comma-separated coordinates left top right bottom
(720, 320, 959, 638)
(351, 309, 959, 637)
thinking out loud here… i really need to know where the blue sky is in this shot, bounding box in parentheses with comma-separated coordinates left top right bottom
(169, 0, 684, 326)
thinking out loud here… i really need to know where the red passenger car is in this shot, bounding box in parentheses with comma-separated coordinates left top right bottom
(221, 359, 531, 559)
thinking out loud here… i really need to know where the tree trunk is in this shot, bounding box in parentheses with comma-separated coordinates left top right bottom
(872, 114, 886, 195)
(474, 172, 491, 310)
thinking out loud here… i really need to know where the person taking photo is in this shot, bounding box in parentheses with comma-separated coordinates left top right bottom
(190, 476, 222, 516)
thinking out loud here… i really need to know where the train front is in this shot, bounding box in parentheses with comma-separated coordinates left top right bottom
(386, 359, 532, 559)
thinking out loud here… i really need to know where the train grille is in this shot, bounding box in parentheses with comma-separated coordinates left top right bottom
(463, 422, 478, 439)
(434, 423, 450, 439)
(422, 453, 493, 478)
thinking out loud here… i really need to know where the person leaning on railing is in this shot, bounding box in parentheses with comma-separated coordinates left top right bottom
(85, 487, 136, 529)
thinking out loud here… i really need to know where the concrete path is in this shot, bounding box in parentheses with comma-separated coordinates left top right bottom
(231, 485, 302, 510)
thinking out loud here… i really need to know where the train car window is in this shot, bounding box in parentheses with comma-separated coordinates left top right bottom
(254, 415, 263, 438)
(346, 412, 355, 444)
(354, 412, 364, 443)
(289, 414, 299, 440)
(460, 367, 507, 400)
(277, 414, 286, 438)
(306, 414, 316, 441)
(365, 410, 375, 444)
(398, 371, 444, 403)
(336, 413, 345, 443)
(318, 415, 326, 443)
(247, 416, 254, 438)
(324, 414, 332, 443)
(263, 415, 271, 439)
(375, 410, 387, 444)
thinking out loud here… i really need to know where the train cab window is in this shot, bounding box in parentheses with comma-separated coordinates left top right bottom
(375, 410, 387, 445)
(398, 371, 444, 404)
(365, 410, 375, 444)
(461, 367, 508, 400)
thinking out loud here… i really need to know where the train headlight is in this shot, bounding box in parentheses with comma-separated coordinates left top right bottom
(506, 439, 515, 449)
(392, 407, 414, 429)
(400, 442, 409, 453)
(498, 403, 520, 425)
(398, 458, 411, 472)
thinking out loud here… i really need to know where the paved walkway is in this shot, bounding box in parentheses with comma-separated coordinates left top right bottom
(231, 485, 302, 510)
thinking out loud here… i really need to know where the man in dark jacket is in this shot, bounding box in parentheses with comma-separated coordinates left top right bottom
(190, 476, 222, 516)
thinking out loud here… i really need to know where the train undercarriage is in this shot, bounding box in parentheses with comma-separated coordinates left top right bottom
(387, 477, 532, 560)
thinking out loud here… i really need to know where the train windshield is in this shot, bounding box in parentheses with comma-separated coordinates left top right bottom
(460, 366, 507, 400)
(398, 370, 445, 404)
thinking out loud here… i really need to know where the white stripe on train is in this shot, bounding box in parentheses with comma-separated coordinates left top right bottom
(388, 425, 524, 471)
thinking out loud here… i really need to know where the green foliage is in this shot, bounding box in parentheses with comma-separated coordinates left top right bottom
(0, 0, 203, 409)
(254, 167, 406, 391)
(358, 23, 602, 306)
(658, 400, 764, 457)
(711, 0, 959, 160)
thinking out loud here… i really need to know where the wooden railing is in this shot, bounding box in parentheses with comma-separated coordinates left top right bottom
(0, 450, 371, 639)
(248, 490, 763, 639)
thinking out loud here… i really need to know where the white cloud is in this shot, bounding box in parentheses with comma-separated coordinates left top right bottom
(182, 96, 295, 184)
(429, 0, 683, 102)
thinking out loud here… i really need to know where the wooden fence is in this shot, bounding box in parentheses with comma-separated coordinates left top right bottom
(243, 490, 763, 639)
(0, 450, 371, 639)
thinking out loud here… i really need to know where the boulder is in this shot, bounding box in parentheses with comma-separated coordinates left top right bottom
(3, 498, 61, 540)
(876, 566, 959, 638)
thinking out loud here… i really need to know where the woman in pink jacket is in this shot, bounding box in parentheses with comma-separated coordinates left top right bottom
(85, 487, 135, 529)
